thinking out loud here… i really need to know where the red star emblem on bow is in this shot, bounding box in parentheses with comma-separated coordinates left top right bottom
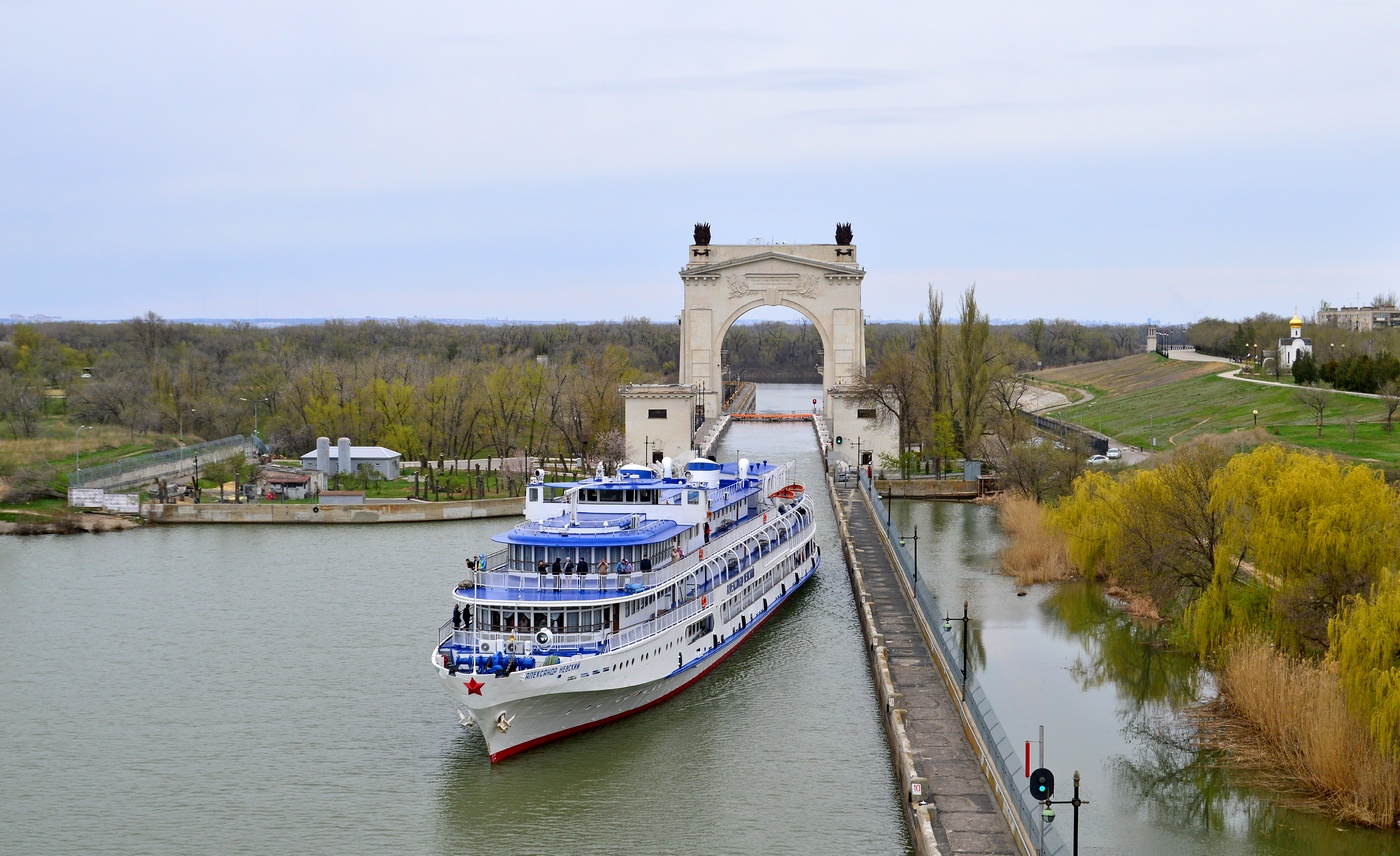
(465, 677, 484, 695)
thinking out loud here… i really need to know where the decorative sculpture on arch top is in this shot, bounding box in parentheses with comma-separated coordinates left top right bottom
(678, 224, 868, 421)
(692, 223, 712, 257)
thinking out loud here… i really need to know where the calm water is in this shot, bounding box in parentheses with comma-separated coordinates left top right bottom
(8, 381, 1385, 855)
(0, 387, 909, 856)
(895, 499, 1400, 856)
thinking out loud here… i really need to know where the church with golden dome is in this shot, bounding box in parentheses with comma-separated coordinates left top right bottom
(1277, 314, 1313, 369)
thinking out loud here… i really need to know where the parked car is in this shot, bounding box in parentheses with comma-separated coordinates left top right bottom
(1086, 454, 1110, 465)
(1106, 448, 1122, 459)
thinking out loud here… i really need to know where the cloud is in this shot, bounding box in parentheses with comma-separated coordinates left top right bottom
(549, 67, 917, 96)
(1084, 44, 1252, 68)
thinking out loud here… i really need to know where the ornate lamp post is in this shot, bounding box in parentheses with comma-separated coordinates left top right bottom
(899, 526, 919, 584)
(943, 600, 972, 700)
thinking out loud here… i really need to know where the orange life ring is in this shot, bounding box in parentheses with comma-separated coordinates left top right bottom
(699, 548, 704, 559)
(702, 596, 707, 607)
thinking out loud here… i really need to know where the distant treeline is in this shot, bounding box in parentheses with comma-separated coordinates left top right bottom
(1187, 313, 1400, 365)
(0, 313, 1146, 462)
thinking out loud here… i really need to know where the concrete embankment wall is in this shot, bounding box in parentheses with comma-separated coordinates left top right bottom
(874, 479, 983, 500)
(827, 473, 942, 856)
(144, 497, 523, 524)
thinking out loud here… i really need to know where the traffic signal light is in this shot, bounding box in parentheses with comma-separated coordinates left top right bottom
(1029, 767, 1055, 802)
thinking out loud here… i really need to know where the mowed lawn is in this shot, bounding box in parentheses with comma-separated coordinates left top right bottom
(1044, 357, 1398, 465)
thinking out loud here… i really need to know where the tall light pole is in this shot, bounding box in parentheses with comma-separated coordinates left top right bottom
(178, 407, 195, 475)
(943, 599, 972, 700)
(74, 425, 91, 484)
(899, 526, 919, 584)
(239, 396, 268, 438)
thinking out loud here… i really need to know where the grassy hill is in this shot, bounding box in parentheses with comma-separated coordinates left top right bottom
(1034, 354, 1398, 467)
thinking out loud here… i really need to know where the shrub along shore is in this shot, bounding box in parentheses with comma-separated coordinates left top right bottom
(997, 437, 1400, 829)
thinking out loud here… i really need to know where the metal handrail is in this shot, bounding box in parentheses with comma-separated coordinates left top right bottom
(859, 471, 1068, 855)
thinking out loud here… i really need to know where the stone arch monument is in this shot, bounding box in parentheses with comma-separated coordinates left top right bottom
(679, 240, 866, 416)
(622, 227, 895, 467)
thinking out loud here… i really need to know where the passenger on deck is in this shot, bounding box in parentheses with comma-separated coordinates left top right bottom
(552, 557, 562, 575)
(537, 560, 548, 576)
(577, 558, 589, 578)
(639, 556, 651, 572)
(452, 604, 462, 629)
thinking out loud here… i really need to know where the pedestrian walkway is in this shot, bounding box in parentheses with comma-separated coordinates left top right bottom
(838, 484, 1021, 856)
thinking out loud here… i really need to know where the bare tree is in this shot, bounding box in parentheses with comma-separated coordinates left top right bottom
(1379, 380, 1400, 433)
(1294, 385, 1331, 438)
(851, 345, 923, 477)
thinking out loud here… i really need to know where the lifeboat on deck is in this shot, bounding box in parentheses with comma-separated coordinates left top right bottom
(769, 484, 805, 501)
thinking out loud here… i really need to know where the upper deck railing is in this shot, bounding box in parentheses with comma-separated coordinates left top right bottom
(462, 489, 809, 597)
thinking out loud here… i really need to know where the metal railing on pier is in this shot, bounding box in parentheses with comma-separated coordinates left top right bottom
(859, 471, 1068, 855)
(72, 434, 252, 488)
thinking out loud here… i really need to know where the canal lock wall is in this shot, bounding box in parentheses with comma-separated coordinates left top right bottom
(828, 472, 1060, 856)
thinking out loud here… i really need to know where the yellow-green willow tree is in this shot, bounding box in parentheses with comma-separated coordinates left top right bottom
(1330, 570, 1400, 756)
(1212, 445, 1400, 653)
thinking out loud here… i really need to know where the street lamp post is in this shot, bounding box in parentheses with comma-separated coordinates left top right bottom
(899, 526, 919, 584)
(239, 396, 268, 438)
(1252, 409, 1259, 428)
(74, 425, 91, 484)
(943, 599, 972, 700)
(178, 407, 195, 475)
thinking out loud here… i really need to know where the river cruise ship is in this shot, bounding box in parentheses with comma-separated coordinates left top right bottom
(433, 456, 820, 761)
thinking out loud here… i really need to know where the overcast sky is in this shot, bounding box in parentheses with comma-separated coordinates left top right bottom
(3, 1, 1398, 325)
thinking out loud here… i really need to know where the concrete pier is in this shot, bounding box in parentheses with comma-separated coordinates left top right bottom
(829, 475, 1027, 856)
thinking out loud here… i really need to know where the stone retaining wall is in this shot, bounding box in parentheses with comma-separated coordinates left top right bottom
(144, 497, 523, 524)
(827, 472, 942, 856)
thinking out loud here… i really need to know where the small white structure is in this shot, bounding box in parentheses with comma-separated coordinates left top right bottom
(1277, 315, 1313, 369)
(301, 441, 402, 479)
(621, 384, 699, 466)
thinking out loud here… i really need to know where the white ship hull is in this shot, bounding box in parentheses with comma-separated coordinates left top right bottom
(436, 551, 819, 761)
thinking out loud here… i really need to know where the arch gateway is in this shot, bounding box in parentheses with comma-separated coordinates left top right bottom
(623, 229, 897, 468)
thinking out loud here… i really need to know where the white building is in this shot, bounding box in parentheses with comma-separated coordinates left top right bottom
(301, 441, 402, 479)
(1277, 315, 1313, 369)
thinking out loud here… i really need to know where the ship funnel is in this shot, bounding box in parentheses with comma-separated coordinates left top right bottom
(687, 457, 721, 489)
(661, 457, 674, 479)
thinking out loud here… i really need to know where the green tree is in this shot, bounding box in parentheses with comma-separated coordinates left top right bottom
(1330, 568, 1400, 755)
(951, 285, 992, 457)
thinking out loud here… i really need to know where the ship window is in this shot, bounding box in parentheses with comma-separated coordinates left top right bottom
(600, 489, 624, 503)
(585, 489, 598, 502)
(687, 491, 699, 505)
(528, 487, 540, 502)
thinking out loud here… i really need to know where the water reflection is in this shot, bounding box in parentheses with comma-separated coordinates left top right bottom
(1040, 581, 1400, 854)
(1045, 582, 1203, 714)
